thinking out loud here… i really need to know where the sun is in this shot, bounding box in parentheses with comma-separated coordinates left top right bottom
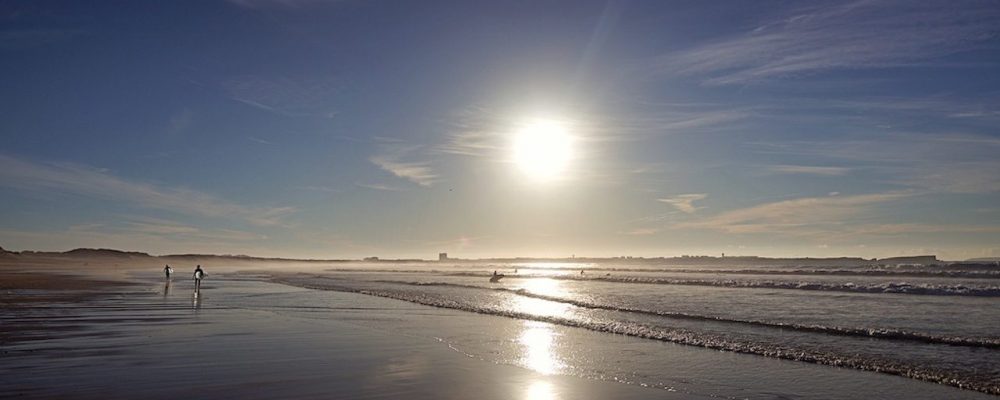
(512, 119, 574, 180)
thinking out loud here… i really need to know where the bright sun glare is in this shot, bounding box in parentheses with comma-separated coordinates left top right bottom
(513, 119, 574, 181)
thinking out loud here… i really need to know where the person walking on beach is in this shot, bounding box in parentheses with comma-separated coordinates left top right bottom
(164, 264, 173, 279)
(193, 265, 206, 292)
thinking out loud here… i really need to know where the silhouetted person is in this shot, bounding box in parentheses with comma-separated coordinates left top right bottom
(164, 264, 173, 279)
(193, 265, 206, 293)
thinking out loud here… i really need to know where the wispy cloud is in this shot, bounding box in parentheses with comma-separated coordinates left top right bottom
(676, 192, 911, 234)
(0, 155, 295, 226)
(767, 165, 851, 176)
(248, 136, 272, 145)
(657, 193, 707, 214)
(84, 217, 268, 242)
(223, 75, 339, 117)
(433, 106, 511, 158)
(355, 182, 406, 192)
(1, 223, 266, 255)
(619, 227, 661, 236)
(660, 0, 1000, 85)
(300, 185, 340, 193)
(852, 223, 1000, 235)
(370, 142, 439, 187)
(436, 130, 503, 158)
(748, 132, 1000, 193)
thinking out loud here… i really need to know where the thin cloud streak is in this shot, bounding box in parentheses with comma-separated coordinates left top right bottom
(660, 0, 1000, 85)
(370, 143, 439, 187)
(768, 165, 851, 176)
(657, 194, 708, 214)
(224, 75, 339, 118)
(355, 183, 406, 192)
(748, 132, 1000, 193)
(0, 155, 295, 226)
(676, 192, 911, 234)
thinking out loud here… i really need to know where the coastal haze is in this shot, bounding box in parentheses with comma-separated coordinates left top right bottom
(3, 1, 1000, 399)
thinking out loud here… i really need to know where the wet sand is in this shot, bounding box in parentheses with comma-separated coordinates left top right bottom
(0, 263, 689, 399)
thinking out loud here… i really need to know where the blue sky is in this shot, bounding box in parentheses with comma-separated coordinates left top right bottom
(1, 0, 999, 260)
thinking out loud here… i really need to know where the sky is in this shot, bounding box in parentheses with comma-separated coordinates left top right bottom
(1, 0, 999, 260)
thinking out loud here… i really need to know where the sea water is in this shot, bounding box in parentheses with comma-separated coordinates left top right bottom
(264, 261, 1000, 396)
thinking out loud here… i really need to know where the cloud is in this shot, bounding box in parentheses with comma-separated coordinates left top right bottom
(0, 224, 265, 255)
(0, 155, 294, 226)
(768, 165, 851, 176)
(355, 183, 406, 192)
(223, 75, 339, 117)
(657, 193, 707, 214)
(619, 228, 660, 236)
(299, 185, 340, 193)
(676, 192, 910, 234)
(748, 132, 1000, 193)
(660, 0, 1000, 85)
(436, 130, 503, 158)
(611, 110, 749, 137)
(77, 217, 268, 242)
(852, 223, 1000, 235)
(370, 143, 438, 187)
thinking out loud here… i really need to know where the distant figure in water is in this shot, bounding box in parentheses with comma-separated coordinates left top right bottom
(490, 270, 504, 283)
(514, 268, 518, 274)
(193, 265, 206, 292)
(164, 264, 173, 279)
(580, 270, 585, 275)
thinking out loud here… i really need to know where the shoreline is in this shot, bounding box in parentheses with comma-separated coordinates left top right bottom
(2, 262, 996, 399)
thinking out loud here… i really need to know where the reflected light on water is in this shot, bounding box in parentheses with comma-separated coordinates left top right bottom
(512, 278, 572, 318)
(525, 380, 556, 400)
(519, 321, 564, 375)
(513, 292, 571, 318)
(520, 278, 566, 296)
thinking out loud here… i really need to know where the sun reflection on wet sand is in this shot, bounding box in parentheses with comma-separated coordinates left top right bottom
(525, 380, 556, 400)
(519, 321, 564, 375)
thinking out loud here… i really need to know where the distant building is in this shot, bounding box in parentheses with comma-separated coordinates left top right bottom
(438, 253, 448, 261)
(363, 256, 379, 262)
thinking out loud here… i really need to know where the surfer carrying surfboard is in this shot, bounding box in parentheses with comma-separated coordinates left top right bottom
(193, 265, 206, 292)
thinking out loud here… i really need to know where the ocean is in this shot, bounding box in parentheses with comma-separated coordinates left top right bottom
(263, 261, 1000, 396)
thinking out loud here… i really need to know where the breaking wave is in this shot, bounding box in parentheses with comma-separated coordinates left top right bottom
(376, 280, 1000, 349)
(444, 274, 1000, 297)
(271, 274, 1000, 395)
